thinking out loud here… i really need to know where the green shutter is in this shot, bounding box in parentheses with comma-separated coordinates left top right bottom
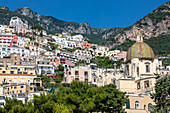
(126, 101, 130, 109)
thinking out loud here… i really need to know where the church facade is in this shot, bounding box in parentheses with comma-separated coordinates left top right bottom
(116, 32, 160, 113)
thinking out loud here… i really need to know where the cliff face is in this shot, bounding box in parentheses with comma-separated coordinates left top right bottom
(108, 1, 170, 48)
(0, 1, 169, 47)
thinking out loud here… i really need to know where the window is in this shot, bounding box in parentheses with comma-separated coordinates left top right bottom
(18, 72, 22, 74)
(144, 80, 149, 88)
(75, 71, 79, 75)
(21, 79, 25, 83)
(84, 71, 88, 76)
(14, 87, 16, 89)
(0, 62, 3, 66)
(7, 62, 10, 66)
(126, 101, 130, 109)
(137, 82, 140, 89)
(10, 71, 14, 74)
(11, 67, 17, 69)
(94, 78, 96, 82)
(135, 101, 139, 109)
(20, 86, 24, 88)
(20, 90, 22, 93)
(13, 79, 17, 83)
(0, 96, 5, 100)
(145, 63, 150, 73)
(15, 56, 17, 60)
(23, 72, 27, 74)
(3, 79, 6, 83)
(2, 71, 5, 74)
(137, 67, 139, 77)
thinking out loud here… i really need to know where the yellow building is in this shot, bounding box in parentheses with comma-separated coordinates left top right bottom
(3, 83, 31, 95)
(4, 25, 15, 33)
(125, 94, 155, 113)
(0, 65, 35, 75)
(0, 64, 42, 95)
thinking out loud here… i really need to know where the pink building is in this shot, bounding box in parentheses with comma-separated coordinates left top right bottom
(65, 59, 75, 67)
(117, 51, 127, 60)
(65, 64, 98, 84)
(17, 25, 27, 34)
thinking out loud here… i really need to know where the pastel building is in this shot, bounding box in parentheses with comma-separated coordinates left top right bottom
(117, 51, 127, 61)
(95, 46, 109, 56)
(65, 64, 99, 85)
(79, 41, 91, 48)
(0, 34, 18, 47)
(36, 57, 54, 76)
(16, 25, 27, 34)
(4, 25, 15, 34)
(0, 47, 30, 58)
(115, 32, 159, 113)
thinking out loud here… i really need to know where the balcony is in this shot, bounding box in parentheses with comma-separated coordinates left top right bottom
(85, 75, 88, 78)
(144, 87, 153, 93)
(75, 75, 79, 78)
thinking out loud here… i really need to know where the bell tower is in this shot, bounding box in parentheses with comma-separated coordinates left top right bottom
(136, 31, 143, 42)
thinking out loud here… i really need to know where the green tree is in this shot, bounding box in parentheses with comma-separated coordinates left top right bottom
(151, 74, 170, 113)
(98, 52, 102, 56)
(53, 104, 72, 113)
(4, 98, 23, 112)
(92, 46, 97, 56)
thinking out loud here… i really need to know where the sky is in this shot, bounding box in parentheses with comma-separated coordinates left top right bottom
(0, 0, 169, 28)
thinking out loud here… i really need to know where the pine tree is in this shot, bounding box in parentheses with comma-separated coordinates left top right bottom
(151, 74, 170, 113)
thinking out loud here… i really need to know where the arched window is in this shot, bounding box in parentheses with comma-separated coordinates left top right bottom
(148, 103, 153, 112)
(135, 101, 139, 109)
(41, 70, 45, 74)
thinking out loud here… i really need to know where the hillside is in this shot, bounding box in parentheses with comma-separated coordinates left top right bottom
(111, 35, 170, 56)
(0, 1, 169, 46)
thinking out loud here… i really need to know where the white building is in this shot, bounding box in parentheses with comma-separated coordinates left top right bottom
(0, 47, 30, 58)
(0, 25, 5, 33)
(36, 57, 54, 75)
(10, 16, 28, 28)
(71, 35, 83, 41)
(64, 40, 77, 48)
(52, 36, 66, 44)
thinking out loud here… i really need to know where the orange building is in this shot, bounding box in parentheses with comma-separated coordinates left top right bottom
(80, 41, 91, 48)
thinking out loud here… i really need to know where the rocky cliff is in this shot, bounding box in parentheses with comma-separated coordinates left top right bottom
(108, 1, 170, 48)
(0, 1, 169, 47)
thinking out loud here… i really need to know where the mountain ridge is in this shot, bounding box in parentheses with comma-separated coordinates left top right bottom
(0, 1, 169, 46)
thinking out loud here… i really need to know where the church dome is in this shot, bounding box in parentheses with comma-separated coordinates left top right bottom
(126, 32, 155, 62)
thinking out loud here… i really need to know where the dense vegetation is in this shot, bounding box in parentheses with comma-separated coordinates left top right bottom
(90, 57, 123, 68)
(161, 58, 170, 66)
(151, 74, 170, 113)
(111, 35, 170, 56)
(83, 34, 107, 45)
(0, 81, 129, 113)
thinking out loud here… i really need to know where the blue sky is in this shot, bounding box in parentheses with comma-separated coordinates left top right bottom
(0, 0, 168, 28)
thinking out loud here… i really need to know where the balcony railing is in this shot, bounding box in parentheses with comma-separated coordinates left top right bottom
(85, 75, 88, 78)
(75, 75, 79, 78)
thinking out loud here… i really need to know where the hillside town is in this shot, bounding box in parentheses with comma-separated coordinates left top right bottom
(0, 16, 169, 113)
